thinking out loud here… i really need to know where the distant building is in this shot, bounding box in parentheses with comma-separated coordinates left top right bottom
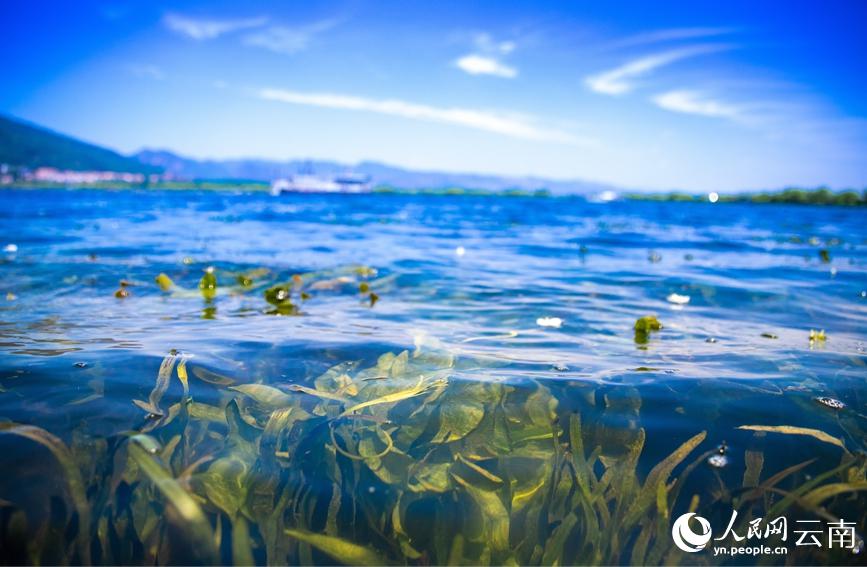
(28, 167, 146, 184)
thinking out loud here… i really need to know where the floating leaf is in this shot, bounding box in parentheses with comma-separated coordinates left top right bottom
(809, 329, 827, 343)
(199, 266, 217, 300)
(634, 316, 662, 333)
(634, 315, 662, 343)
(155, 273, 174, 291)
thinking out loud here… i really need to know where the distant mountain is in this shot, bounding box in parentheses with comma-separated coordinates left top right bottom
(0, 115, 159, 174)
(135, 150, 616, 195)
(0, 113, 617, 194)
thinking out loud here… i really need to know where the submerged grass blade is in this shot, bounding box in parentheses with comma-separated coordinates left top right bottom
(737, 425, 846, 450)
(340, 376, 432, 416)
(133, 352, 178, 417)
(802, 481, 867, 507)
(0, 423, 91, 564)
(127, 435, 218, 563)
(284, 528, 392, 566)
(622, 431, 706, 531)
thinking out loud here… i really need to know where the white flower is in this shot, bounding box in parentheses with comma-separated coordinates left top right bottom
(666, 293, 690, 305)
(536, 317, 563, 328)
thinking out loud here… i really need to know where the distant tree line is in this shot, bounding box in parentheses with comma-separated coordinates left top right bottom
(625, 186, 867, 206)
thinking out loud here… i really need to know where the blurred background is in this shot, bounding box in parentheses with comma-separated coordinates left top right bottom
(1, 0, 866, 194)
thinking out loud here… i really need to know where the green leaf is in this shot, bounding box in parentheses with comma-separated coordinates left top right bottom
(197, 456, 249, 518)
(737, 425, 846, 450)
(622, 431, 706, 531)
(452, 472, 510, 554)
(433, 397, 485, 443)
(127, 435, 218, 564)
(231, 383, 293, 409)
(133, 351, 178, 417)
(155, 273, 174, 291)
(198, 267, 217, 300)
(0, 423, 91, 564)
(284, 528, 392, 566)
(802, 481, 867, 507)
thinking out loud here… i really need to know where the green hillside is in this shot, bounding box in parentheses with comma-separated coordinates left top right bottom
(0, 114, 159, 173)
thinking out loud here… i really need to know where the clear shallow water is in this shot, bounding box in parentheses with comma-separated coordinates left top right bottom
(0, 188, 866, 565)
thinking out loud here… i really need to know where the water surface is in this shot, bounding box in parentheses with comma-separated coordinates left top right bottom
(1, 188, 865, 565)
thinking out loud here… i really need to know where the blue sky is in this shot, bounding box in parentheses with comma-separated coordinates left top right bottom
(1, 0, 865, 191)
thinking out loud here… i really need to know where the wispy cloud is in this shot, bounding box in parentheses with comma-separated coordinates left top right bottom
(243, 20, 338, 55)
(258, 88, 583, 144)
(163, 12, 266, 40)
(473, 32, 516, 55)
(455, 55, 517, 78)
(606, 27, 736, 49)
(454, 32, 518, 79)
(652, 90, 742, 119)
(127, 63, 165, 81)
(585, 45, 728, 95)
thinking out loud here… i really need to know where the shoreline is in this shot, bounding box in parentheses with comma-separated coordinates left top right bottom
(2, 182, 865, 206)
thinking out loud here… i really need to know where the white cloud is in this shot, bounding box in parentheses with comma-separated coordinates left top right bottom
(258, 88, 583, 144)
(455, 55, 517, 78)
(163, 12, 266, 40)
(586, 45, 728, 95)
(243, 20, 337, 55)
(653, 90, 742, 119)
(455, 33, 518, 78)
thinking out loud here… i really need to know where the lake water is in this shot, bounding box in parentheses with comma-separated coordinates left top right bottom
(0, 188, 865, 565)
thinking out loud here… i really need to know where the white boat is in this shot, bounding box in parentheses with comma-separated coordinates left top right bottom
(270, 172, 372, 195)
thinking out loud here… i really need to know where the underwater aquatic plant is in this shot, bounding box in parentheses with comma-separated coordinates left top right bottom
(1, 342, 865, 566)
